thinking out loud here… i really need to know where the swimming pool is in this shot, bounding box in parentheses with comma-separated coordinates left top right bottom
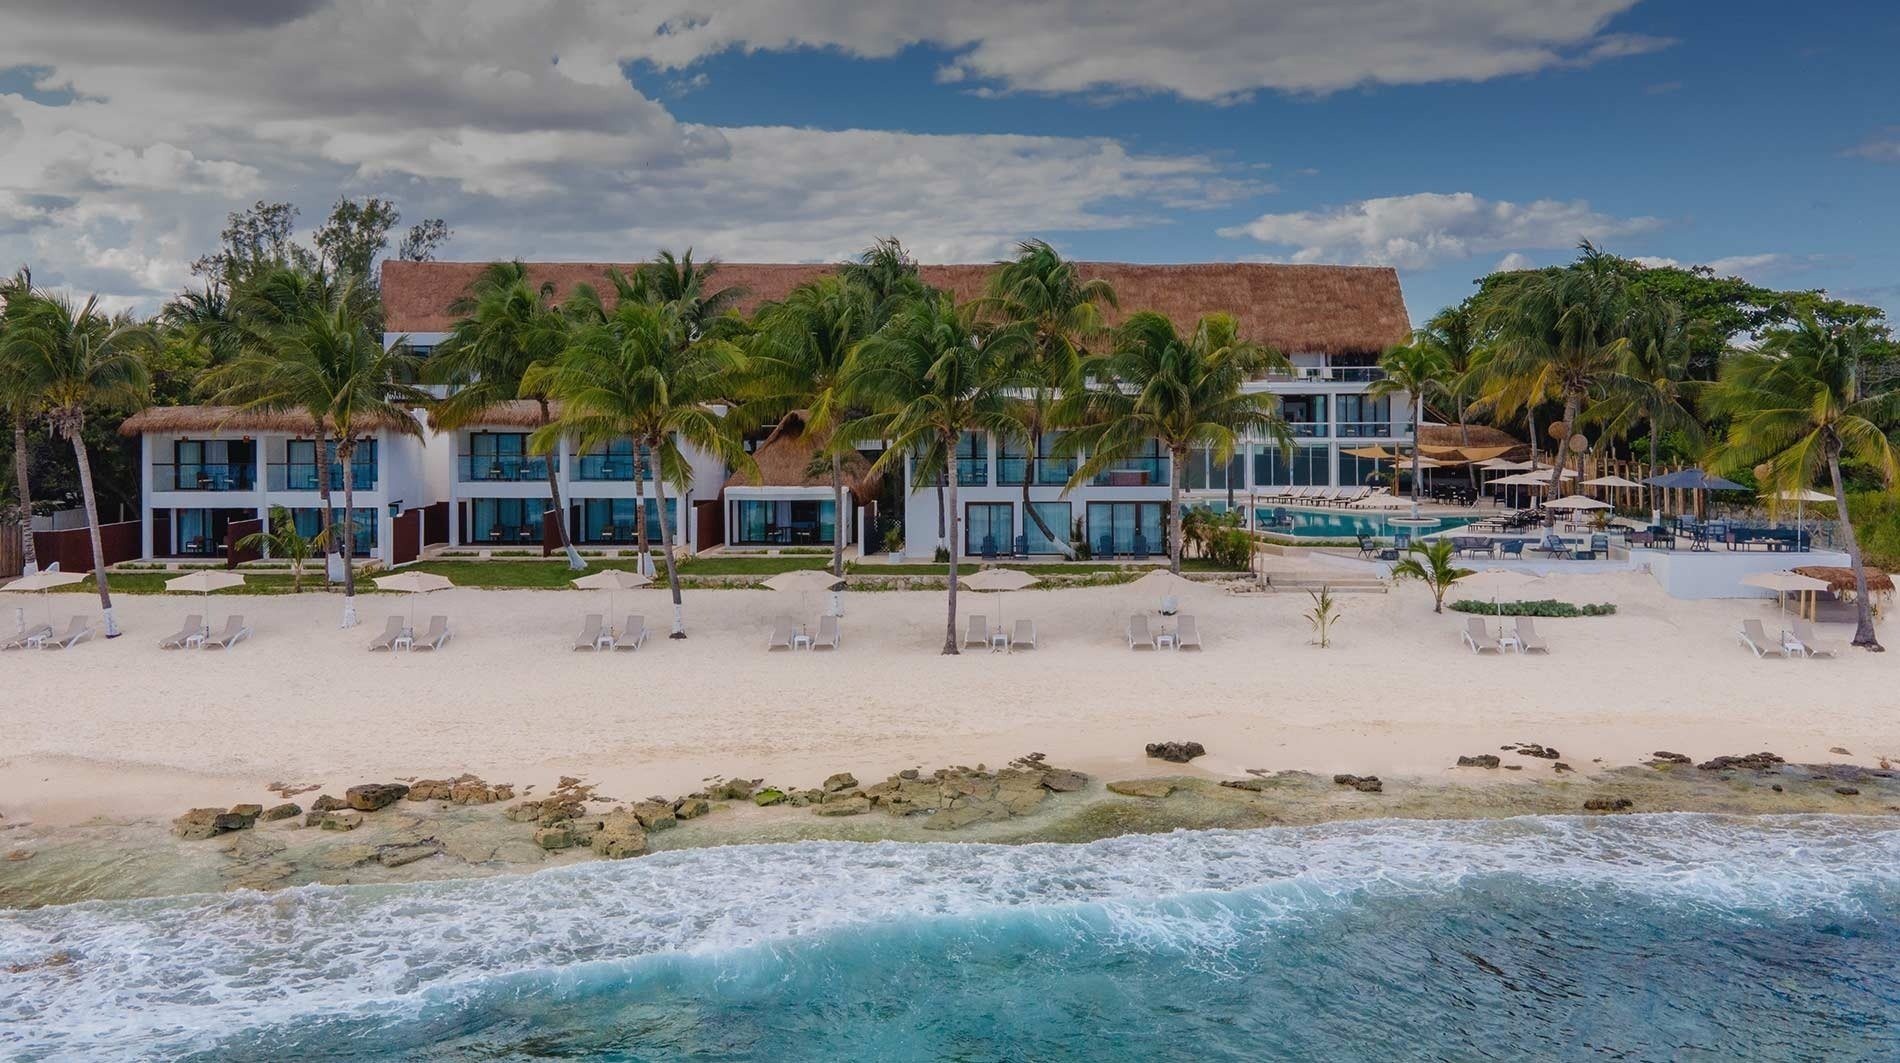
(1254, 506, 1478, 539)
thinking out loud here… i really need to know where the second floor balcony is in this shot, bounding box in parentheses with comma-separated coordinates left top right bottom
(1089, 456, 1170, 487)
(997, 456, 1077, 487)
(151, 463, 256, 492)
(268, 462, 379, 492)
(572, 451, 650, 482)
(459, 454, 550, 483)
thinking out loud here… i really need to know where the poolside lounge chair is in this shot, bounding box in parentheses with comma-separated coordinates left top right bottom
(1010, 618, 1036, 650)
(1736, 618, 1786, 658)
(964, 614, 990, 649)
(1127, 614, 1157, 650)
(41, 617, 92, 650)
(202, 615, 251, 649)
(368, 616, 405, 651)
(411, 615, 451, 651)
(812, 614, 841, 651)
(159, 614, 205, 650)
(574, 613, 608, 651)
(1462, 616, 1504, 655)
(766, 616, 794, 652)
(3, 623, 52, 650)
(1513, 617, 1549, 654)
(1787, 618, 1840, 659)
(614, 615, 650, 652)
(1175, 615, 1203, 651)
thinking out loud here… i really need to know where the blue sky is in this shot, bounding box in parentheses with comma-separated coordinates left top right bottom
(1, 1, 1895, 324)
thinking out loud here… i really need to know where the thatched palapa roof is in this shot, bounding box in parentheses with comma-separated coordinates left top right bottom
(1417, 423, 1530, 461)
(426, 399, 556, 431)
(730, 412, 881, 502)
(1794, 566, 1896, 595)
(382, 259, 1412, 357)
(119, 405, 414, 436)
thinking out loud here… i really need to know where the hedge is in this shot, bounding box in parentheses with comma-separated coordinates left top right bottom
(1449, 598, 1617, 617)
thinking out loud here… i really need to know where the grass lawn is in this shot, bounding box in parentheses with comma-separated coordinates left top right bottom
(67, 571, 312, 595)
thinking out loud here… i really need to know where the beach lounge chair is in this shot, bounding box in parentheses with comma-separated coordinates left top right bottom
(1462, 616, 1504, 655)
(1787, 618, 1840, 659)
(1175, 614, 1203, 651)
(411, 615, 451, 651)
(615, 615, 650, 652)
(575, 613, 608, 651)
(1513, 617, 1549, 654)
(766, 616, 794, 652)
(1127, 614, 1157, 650)
(41, 617, 92, 650)
(368, 616, 405, 651)
(202, 615, 251, 649)
(812, 614, 841, 651)
(1010, 618, 1036, 650)
(3, 623, 52, 650)
(1736, 618, 1786, 658)
(159, 614, 205, 650)
(964, 614, 990, 649)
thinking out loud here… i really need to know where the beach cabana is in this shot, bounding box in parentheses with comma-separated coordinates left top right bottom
(1792, 566, 1895, 617)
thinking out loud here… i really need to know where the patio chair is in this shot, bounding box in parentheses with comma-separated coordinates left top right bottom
(1356, 534, 1377, 560)
(766, 616, 794, 652)
(1131, 533, 1151, 561)
(1499, 539, 1528, 560)
(1175, 614, 1203, 651)
(1787, 618, 1840, 659)
(1736, 618, 1786, 658)
(1126, 614, 1157, 650)
(1536, 534, 1569, 559)
(1012, 535, 1028, 558)
(964, 614, 991, 650)
(813, 614, 841, 651)
(159, 614, 205, 650)
(1097, 534, 1115, 560)
(411, 615, 451, 651)
(3, 623, 52, 650)
(574, 613, 608, 651)
(615, 615, 650, 652)
(1462, 616, 1504, 655)
(202, 615, 251, 649)
(368, 616, 406, 651)
(41, 616, 93, 650)
(1010, 618, 1036, 650)
(980, 534, 998, 561)
(1513, 617, 1550, 654)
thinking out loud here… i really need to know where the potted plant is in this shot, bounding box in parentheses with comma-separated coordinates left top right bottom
(885, 524, 905, 562)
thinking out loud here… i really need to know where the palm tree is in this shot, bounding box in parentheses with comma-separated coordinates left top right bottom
(1594, 293, 1704, 521)
(3, 288, 150, 636)
(204, 273, 424, 626)
(747, 276, 874, 577)
(983, 239, 1116, 558)
(1411, 302, 1487, 488)
(1390, 539, 1473, 613)
(428, 261, 584, 570)
(632, 249, 745, 339)
(529, 299, 754, 638)
(1, 269, 41, 573)
(1369, 342, 1452, 500)
(847, 291, 1027, 653)
(1703, 314, 1899, 650)
(234, 505, 324, 591)
(840, 236, 927, 327)
(1061, 311, 1290, 575)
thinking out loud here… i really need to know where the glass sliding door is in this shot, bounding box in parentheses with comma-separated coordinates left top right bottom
(468, 498, 543, 545)
(580, 498, 677, 544)
(729, 499, 832, 545)
(964, 502, 1013, 555)
(1024, 501, 1071, 555)
(1087, 502, 1165, 557)
(290, 507, 378, 553)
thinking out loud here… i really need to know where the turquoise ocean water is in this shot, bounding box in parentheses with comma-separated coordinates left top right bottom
(2, 815, 1896, 1061)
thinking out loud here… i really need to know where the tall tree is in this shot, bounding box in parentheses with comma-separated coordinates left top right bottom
(1062, 311, 1290, 575)
(1369, 342, 1452, 500)
(849, 291, 1027, 653)
(1, 269, 41, 573)
(3, 288, 151, 635)
(1703, 314, 1899, 650)
(841, 236, 927, 327)
(983, 239, 1116, 558)
(530, 299, 754, 638)
(631, 250, 745, 339)
(428, 261, 585, 570)
(1592, 292, 1705, 519)
(1411, 301, 1487, 487)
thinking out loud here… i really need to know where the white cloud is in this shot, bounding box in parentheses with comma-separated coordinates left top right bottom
(1845, 127, 1900, 162)
(1631, 253, 1790, 280)
(1493, 252, 1536, 271)
(1218, 192, 1661, 270)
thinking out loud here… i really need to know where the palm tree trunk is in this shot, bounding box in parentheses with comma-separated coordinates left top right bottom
(1020, 430, 1077, 559)
(1411, 395, 1424, 501)
(935, 482, 945, 549)
(632, 445, 651, 578)
(942, 434, 960, 655)
(1458, 408, 1477, 490)
(1646, 412, 1662, 525)
(313, 424, 334, 580)
(540, 401, 584, 571)
(67, 423, 118, 637)
(338, 440, 359, 628)
(1827, 443, 1881, 650)
(1168, 448, 1186, 575)
(651, 445, 685, 638)
(12, 419, 36, 573)
(830, 455, 846, 577)
(1547, 394, 1580, 496)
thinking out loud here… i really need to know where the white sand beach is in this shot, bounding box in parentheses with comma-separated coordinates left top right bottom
(1, 573, 1892, 825)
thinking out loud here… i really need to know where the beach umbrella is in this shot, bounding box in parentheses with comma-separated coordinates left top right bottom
(3, 569, 85, 627)
(165, 570, 246, 629)
(571, 568, 653, 620)
(1459, 569, 1544, 618)
(762, 568, 847, 625)
(960, 567, 1040, 633)
(1645, 468, 1748, 523)
(1766, 489, 1835, 547)
(1126, 568, 1198, 616)
(1582, 475, 1643, 488)
(1741, 570, 1830, 617)
(1544, 495, 1612, 511)
(373, 570, 455, 626)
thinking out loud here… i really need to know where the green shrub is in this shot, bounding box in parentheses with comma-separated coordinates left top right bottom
(1448, 598, 1617, 617)
(1847, 491, 1900, 571)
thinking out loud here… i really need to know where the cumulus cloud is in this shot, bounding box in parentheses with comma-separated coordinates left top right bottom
(1845, 127, 1900, 162)
(1218, 192, 1661, 270)
(1493, 252, 1537, 272)
(1631, 252, 1790, 279)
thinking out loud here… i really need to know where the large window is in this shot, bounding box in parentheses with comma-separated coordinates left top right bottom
(955, 432, 989, 486)
(581, 498, 678, 544)
(1185, 446, 1246, 492)
(1280, 395, 1328, 438)
(965, 502, 1014, 555)
(279, 439, 377, 491)
(574, 438, 651, 482)
(1252, 445, 1331, 486)
(1338, 451, 1387, 487)
(1087, 502, 1166, 557)
(998, 432, 1075, 486)
(468, 498, 544, 545)
(171, 508, 247, 555)
(1090, 439, 1169, 486)
(163, 440, 255, 492)
(461, 432, 548, 482)
(731, 499, 830, 545)
(291, 507, 378, 553)
(1336, 394, 1394, 438)
(1024, 501, 1072, 555)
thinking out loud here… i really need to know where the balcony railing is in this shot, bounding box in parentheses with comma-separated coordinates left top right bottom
(267, 462, 378, 492)
(1090, 458, 1170, 487)
(1337, 420, 1398, 438)
(151, 463, 256, 492)
(1261, 365, 1387, 383)
(997, 457, 1077, 486)
(1287, 421, 1327, 439)
(459, 454, 549, 483)
(572, 453, 646, 482)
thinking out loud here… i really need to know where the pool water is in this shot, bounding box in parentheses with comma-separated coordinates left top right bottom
(1255, 506, 1477, 539)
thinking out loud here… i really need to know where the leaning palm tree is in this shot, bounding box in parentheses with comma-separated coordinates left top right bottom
(427, 261, 584, 570)
(1703, 314, 1899, 650)
(1, 269, 42, 573)
(1390, 538, 1473, 613)
(529, 299, 754, 638)
(1369, 341, 1452, 500)
(1061, 311, 1290, 574)
(983, 239, 1116, 557)
(746, 276, 874, 577)
(3, 288, 150, 636)
(846, 291, 1027, 653)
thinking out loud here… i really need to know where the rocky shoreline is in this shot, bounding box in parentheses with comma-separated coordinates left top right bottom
(3, 746, 1897, 910)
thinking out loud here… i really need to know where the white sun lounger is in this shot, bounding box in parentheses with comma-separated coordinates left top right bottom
(1736, 618, 1786, 658)
(615, 615, 650, 652)
(964, 614, 990, 649)
(575, 613, 608, 651)
(813, 614, 841, 650)
(1512, 617, 1549, 654)
(1462, 616, 1503, 654)
(159, 614, 206, 650)
(1175, 614, 1203, 651)
(2, 623, 51, 650)
(767, 616, 794, 651)
(1127, 614, 1157, 650)
(202, 615, 251, 649)
(1010, 618, 1036, 650)
(411, 615, 451, 651)
(40, 617, 93, 650)
(1786, 618, 1839, 659)
(368, 616, 405, 651)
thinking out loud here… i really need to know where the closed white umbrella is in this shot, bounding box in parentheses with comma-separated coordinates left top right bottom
(165, 570, 246, 629)
(373, 570, 455, 626)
